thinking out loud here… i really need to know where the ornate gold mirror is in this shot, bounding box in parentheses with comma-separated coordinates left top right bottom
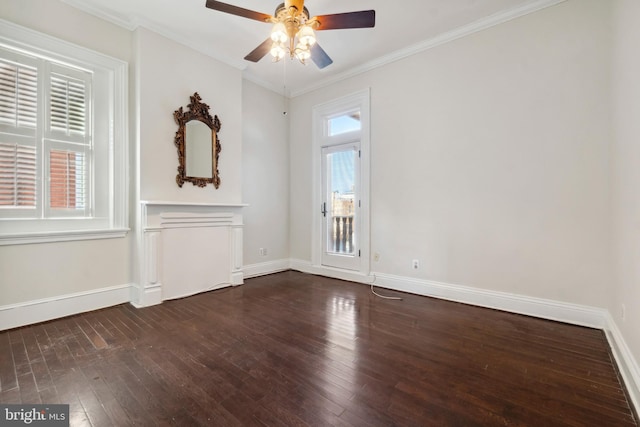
(174, 92, 221, 188)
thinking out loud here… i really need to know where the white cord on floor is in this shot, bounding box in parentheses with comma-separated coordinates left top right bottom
(368, 274, 403, 300)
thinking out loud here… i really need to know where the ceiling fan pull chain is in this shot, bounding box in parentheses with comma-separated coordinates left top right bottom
(282, 58, 288, 115)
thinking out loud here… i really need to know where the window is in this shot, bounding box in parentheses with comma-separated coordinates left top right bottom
(327, 111, 361, 136)
(0, 57, 91, 216)
(0, 21, 128, 244)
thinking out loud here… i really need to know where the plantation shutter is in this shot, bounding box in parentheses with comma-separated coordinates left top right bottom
(47, 70, 90, 212)
(50, 73, 86, 136)
(0, 59, 37, 129)
(0, 58, 38, 208)
(0, 143, 36, 207)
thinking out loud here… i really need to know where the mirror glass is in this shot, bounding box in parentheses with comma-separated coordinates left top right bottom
(185, 120, 213, 178)
(174, 92, 221, 188)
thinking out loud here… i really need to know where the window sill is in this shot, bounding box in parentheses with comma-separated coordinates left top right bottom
(0, 228, 129, 246)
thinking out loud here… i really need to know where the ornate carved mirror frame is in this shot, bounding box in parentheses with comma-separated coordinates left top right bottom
(174, 92, 221, 188)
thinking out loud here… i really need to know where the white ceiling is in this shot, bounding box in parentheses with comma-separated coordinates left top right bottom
(62, 0, 562, 96)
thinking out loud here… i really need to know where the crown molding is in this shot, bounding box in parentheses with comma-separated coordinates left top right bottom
(132, 17, 248, 70)
(61, 0, 247, 70)
(62, 0, 567, 97)
(61, 0, 138, 30)
(242, 72, 289, 96)
(291, 0, 567, 97)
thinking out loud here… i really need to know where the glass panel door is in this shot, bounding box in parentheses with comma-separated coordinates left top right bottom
(322, 143, 360, 270)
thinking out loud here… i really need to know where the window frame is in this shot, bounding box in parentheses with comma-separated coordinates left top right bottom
(44, 64, 93, 218)
(0, 19, 129, 245)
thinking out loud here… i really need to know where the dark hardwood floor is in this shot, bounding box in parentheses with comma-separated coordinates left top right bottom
(0, 271, 637, 426)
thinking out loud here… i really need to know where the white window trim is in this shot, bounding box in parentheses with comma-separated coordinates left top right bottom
(0, 19, 129, 245)
(311, 88, 371, 276)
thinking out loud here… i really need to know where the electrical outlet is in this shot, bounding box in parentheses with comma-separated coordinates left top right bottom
(259, 248, 268, 257)
(373, 252, 380, 262)
(412, 259, 419, 269)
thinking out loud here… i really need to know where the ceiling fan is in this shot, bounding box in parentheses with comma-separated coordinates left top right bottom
(205, 0, 376, 69)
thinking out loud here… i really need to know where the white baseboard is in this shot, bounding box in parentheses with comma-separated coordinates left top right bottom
(371, 272, 608, 329)
(290, 260, 606, 328)
(604, 314, 640, 415)
(231, 271, 244, 285)
(289, 259, 638, 415)
(0, 284, 131, 331)
(130, 282, 162, 308)
(243, 259, 291, 279)
(289, 258, 373, 284)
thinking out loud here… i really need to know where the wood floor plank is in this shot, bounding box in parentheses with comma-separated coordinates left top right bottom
(0, 331, 17, 392)
(0, 271, 637, 426)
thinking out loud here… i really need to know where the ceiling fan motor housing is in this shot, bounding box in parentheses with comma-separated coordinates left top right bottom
(283, 0, 306, 13)
(274, 1, 313, 46)
(274, 3, 310, 21)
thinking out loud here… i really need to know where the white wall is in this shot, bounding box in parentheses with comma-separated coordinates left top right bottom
(242, 80, 290, 269)
(0, 1, 248, 312)
(135, 27, 242, 204)
(289, 0, 612, 307)
(131, 27, 245, 301)
(1, 0, 131, 61)
(0, 0, 133, 308)
(0, 0, 637, 407)
(611, 0, 640, 389)
(0, 1, 284, 313)
(2, 0, 637, 410)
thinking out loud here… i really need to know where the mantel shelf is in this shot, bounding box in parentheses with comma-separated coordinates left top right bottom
(141, 200, 248, 208)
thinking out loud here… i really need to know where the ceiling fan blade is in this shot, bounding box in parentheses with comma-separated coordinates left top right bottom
(312, 10, 375, 30)
(244, 38, 273, 63)
(310, 43, 333, 69)
(205, 0, 272, 23)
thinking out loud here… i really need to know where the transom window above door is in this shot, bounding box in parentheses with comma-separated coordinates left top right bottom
(327, 111, 361, 136)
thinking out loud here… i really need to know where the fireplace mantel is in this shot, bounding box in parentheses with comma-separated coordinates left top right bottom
(132, 201, 246, 307)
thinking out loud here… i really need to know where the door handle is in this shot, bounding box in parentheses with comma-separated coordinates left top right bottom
(321, 202, 327, 217)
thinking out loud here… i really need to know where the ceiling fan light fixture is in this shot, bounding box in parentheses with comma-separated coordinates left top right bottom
(270, 22, 288, 44)
(270, 41, 286, 61)
(294, 42, 311, 63)
(297, 25, 316, 47)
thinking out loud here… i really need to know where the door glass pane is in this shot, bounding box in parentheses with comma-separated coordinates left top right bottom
(327, 149, 355, 255)
(328, 111, 360, 136)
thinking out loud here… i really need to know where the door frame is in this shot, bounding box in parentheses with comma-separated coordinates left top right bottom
(311, 89, 370, 276)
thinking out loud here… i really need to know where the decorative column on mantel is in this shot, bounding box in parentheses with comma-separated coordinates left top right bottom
(132, 201, 247, 308)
